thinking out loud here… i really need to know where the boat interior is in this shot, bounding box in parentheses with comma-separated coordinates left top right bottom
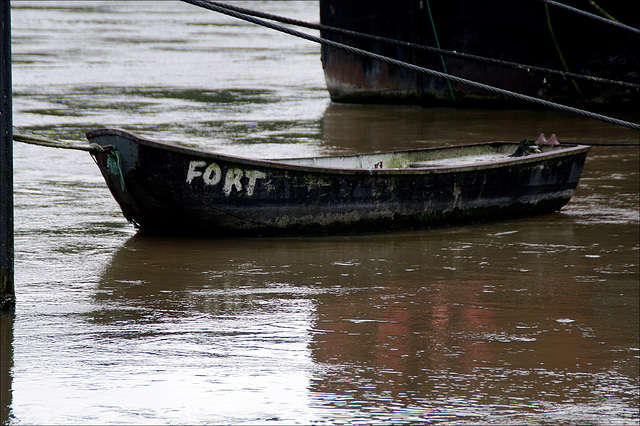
(274, 142, 564, 170)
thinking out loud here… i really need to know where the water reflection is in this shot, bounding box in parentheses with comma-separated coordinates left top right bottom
(8, 0, 638, 423)
(320, 103, 640, 153)
(304, 225, 637, 419)
(90, 212, 639, 423)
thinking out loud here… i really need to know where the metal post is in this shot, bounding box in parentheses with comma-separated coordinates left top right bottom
(1, 0, 15, 310)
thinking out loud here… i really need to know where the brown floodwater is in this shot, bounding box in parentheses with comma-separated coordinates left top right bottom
(2, 1, 639, 424)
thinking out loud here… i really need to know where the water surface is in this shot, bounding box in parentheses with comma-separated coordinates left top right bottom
(3, 1, 639, 424)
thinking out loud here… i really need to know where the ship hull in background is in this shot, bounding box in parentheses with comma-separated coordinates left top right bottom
(319, 0, 639, 109)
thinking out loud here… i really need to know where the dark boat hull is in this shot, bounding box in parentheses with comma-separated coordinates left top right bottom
(87, 128, 589, 236)
(320, 0, 639, 109)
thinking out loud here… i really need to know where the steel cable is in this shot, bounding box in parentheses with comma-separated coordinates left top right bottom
(198, 1, 638, 90)
(181, 0, 640, 131)
(541, 0, 640, 35)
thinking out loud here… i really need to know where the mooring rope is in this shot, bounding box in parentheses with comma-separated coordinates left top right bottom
(12, 131, 102, 152)
(13, 127, 639, 150)
(544, 3, 582, 96)
(12, 131, 132, 192)
(424, 0, 456, 103)
(540, 0, 640, 35)
(105, 149, 126, 191)
(181, 0, 640, 131)
(201, 1, 638, 91)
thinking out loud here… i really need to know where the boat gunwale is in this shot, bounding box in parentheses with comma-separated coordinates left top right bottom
(86, 128, 591, 175)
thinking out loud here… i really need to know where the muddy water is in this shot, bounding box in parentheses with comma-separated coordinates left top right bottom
(3, 1, 639, 424)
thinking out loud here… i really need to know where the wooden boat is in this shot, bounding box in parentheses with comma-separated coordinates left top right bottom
(87, 128, 590, 236)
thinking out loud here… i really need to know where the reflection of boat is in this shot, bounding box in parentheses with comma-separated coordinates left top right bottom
(88, 128, 589, 236)
(320, 0, 639, 108)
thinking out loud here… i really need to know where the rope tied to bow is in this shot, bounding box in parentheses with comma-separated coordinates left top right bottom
(12, 130, 102, 153)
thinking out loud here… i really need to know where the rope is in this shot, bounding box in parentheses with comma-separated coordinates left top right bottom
(561, 142, 640, 146)
(541, 0, 640, 34)
(105, 149, 126, 191)
(13, 131, 101, 152)
(181, 0, 640, 131)
(588, 0, 618, 22)
(544, 3, 582, 96)
(203, 1, 639, 90)
(425, 0, 456, 103)
(11, 125, 639, 157)
(13, 129, 129, 189)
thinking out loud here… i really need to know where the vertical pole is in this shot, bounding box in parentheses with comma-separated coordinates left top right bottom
(1, 0, 15, 310)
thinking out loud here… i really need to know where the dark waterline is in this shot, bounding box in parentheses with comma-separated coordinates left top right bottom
(4, 1, 639, 424)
